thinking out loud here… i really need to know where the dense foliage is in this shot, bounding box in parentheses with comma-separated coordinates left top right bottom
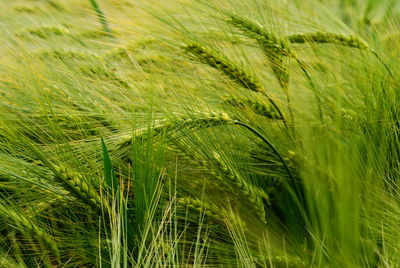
(0, 0, 399, 267)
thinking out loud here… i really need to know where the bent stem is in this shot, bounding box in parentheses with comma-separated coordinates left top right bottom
(371, 51, 394, 79)
(233, 120, 309, 226)
(295, 58, 324, 122)
(89, 0, 113, 36)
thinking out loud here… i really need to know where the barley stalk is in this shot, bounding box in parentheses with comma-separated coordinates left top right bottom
(232, 121, 309, 226)
(121, 115, 270, 222)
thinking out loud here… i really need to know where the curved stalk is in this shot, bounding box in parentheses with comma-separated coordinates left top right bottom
(89, 0, 112, 36)
(233, 120, 309, 225)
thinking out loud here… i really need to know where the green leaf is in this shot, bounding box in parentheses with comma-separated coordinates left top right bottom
(101, 137, 119, 195)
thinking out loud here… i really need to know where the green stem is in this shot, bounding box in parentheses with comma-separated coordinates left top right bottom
(371, 51, 394, 79)
(233, 120, 309, 225)
(260, 91, 289, 129)
(233, 121, 295, 185)
(295, 58, 324, 122)
(89, 0, 112, 36)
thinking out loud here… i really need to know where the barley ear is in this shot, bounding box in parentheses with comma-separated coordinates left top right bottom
(222, 96, 283, 120)
(184, 43, 264, 92)
(178, 197, 245, 227)
(116, 112, 234, 149)
(226, 14, 294, 124)
(227, 13, 294, 92)
(288, 31, 394, 81)
(183, 43, 286, 125)
(0, 204, 61, 264)
(211, 152, 268, 223)
(260, 255, 308, 268)
(53, 165, 108, 211)
(288, 32, 369, 50)
(169, 141, 270, 218)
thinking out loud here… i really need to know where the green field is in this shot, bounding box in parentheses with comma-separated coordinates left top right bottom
(0, 0, 399, 267)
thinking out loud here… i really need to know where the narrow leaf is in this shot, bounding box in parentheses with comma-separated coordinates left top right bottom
(101, 137, 119, 194)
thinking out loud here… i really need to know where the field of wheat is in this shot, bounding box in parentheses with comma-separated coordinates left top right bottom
(0, 0, 399, 267)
